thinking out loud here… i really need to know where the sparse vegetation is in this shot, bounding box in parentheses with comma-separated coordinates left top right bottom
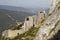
(9, 24, 22, 30)
(46, 23, 49, 26)
(48, 13, 52, 16)
(0, 34, 2, 40)
(0, 26, 39, 40)
(58, 6, 60, 10)
(9, 25, 18, 30)
(41, 19, 45, 23)
(58, 1, 60, 3)
(48, 20, 60, 36)
(11, 27, 39, 40)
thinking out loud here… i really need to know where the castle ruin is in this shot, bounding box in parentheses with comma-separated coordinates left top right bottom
(2, 0, 60, 40)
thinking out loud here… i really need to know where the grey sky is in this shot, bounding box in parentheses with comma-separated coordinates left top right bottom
(0, 0, 50, 8)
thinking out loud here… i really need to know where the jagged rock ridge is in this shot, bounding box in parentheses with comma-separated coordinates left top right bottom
(34, 0, 60, 40)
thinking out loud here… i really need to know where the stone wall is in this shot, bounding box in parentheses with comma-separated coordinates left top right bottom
(23, 16, 34, 31)
(2, 29, 26, 39)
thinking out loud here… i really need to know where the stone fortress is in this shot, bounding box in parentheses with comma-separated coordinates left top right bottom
(2, 0, 60, 40)
(2, 10, 46, 39)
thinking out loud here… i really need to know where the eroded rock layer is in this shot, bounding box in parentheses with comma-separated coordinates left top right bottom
(34, 0, 60, 40)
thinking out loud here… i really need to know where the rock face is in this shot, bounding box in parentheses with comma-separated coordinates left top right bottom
(49, 0, 56, 13)
(49, 0, 60, 13)
(34, 0, 60, 40)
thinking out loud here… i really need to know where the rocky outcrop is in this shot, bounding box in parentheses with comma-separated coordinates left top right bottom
(49, 0, 60, 14)
(34, 0, 60, 40)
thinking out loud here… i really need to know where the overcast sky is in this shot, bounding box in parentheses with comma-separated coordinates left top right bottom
(0, 0, 50, 8)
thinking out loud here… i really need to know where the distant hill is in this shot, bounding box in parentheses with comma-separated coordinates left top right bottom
(0, 9, 35, 33)
(0, 5, 37, 14)
(0, 5, 49, 14)
(0, 5, 28, 11)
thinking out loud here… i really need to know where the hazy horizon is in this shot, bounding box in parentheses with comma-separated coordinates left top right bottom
(0, 0, 50, 8)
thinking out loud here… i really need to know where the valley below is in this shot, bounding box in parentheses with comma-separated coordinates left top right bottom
(0, 9, 35, 34)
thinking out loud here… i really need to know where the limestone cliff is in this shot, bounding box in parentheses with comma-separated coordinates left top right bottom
(34, 0, 60, 40)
